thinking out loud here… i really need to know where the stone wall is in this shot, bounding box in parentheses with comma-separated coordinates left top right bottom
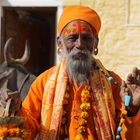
(63, 0, 140, 80)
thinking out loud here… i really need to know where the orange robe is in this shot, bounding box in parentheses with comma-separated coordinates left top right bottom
(20, 66, 140, 140)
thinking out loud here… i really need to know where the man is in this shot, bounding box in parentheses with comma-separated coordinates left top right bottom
(19, 6, 140, 140)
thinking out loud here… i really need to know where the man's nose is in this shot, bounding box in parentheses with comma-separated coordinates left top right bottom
(76, 37, 84, 50)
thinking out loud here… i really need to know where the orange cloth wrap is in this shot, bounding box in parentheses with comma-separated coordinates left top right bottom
(58, 5, 101, 36)
(20, 61, 140, 140)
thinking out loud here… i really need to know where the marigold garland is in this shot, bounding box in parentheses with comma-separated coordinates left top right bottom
(75, 85, 91, 140)
(61, 84, 91, 139)
(0, 127, 27, 138)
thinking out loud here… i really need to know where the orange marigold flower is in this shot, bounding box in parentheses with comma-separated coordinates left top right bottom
(14, 128, 20, 137)
(0, 127, 8, 137)
(0, 127, 26, 138)
(9, 128, 16, 137)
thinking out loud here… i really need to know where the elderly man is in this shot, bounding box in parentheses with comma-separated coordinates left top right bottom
(19, 6, 140, 140)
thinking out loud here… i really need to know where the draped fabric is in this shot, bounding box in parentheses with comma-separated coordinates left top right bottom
(39, 59, 116, 140)
(90, 60, 116, 140)
(39, 58, 68, 139)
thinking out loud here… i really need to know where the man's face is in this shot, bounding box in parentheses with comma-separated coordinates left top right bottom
(61, 20, 97, 57)
(59, 20, 98, 84)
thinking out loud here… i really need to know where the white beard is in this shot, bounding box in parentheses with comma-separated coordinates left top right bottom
(67, 48, 93, 85)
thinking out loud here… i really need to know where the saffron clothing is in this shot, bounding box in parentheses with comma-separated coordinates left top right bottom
(20, 59, 140, 140)
(58, 6, 101, 36)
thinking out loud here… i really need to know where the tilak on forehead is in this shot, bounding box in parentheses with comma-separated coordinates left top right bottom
(62, 21, 93, 37)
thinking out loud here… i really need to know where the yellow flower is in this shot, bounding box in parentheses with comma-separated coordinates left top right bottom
(81, 112, 89, 119)
(75, 134, 84, 140)
(81, 90, 91, 98)
(81, 90, 86, 96)
(80, 103, 90, 111)
(80, 119, 87, 126)
(122, 110, 127, 115)
(85, 85, 91, 91)
(64, 92, 70, 99)
(14, 128, 20, 137)
(120, 118, 125, 124)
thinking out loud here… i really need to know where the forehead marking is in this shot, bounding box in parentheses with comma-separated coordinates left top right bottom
(63, 21, 92, 37)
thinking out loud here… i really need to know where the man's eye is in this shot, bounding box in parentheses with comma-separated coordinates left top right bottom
(68, 37, 76, 41)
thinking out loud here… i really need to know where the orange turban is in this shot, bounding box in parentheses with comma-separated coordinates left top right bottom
(58, 5, 101, 36)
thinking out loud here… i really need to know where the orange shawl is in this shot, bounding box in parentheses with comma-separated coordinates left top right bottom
(39, 59, 116, 140)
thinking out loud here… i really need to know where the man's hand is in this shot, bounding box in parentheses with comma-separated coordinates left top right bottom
(0, 89, 21, 116)
(0, 89, 12, 108)
(120, 67, 140, 116)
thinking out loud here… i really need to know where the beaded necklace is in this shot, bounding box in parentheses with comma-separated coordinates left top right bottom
(61, 63, 131, 140)
(116, 86, 131, 140)
(94, 64, 131, 140)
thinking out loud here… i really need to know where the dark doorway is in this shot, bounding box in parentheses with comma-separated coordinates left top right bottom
(2, 7, 57, 76)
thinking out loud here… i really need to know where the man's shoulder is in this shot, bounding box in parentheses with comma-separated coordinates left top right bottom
(108, 70, 122, 85)
(33, 65, 58, 86)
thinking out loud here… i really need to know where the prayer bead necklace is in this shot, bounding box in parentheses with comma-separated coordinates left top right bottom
(93, 63, 115, 83)
(94, 63, 131, 140)
(116, 87, 131, 140)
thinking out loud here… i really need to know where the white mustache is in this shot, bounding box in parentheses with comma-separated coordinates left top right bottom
(69, 48, 90, 59)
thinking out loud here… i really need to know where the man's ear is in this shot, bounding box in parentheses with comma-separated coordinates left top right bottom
(57, 36, 63, 54)
(57, 36, 62, 48)
(93, 37, 99, 55)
